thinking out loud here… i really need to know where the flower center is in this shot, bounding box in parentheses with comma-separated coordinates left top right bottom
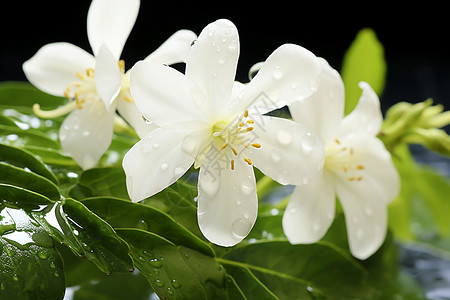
(33, 60, 132, 119)
(324, 138, 365, 182)
(211, 110, 261, 171)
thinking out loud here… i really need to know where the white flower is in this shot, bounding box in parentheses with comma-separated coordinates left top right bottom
(22, 0, 196, 169)
(124, 19, 325, 247)
(282, 60, 400, 259)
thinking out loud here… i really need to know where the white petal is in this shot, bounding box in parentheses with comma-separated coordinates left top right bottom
(185, 19, 239, 116)
(230, 44, 321, 116)
(333, 135, 400, 203)
(283, 173, 335, 244)
(95, 45, 122, 108)
(130, 60, 211, 126)
(87, 0, 139, 59)
(248, 115, 325, 185)
(59, 100, 115, 170)
(334, 179, 389, 260)
(144, 29, 197, 65)
(117, 99, 158, 139)
(23, 43, 95, 96)
(337, 82, 383, 137)
(289, 58, 345, 145)
(123, 126, 208, 201)
(197, 152, 257, 246)
(331, 135, 400, 259)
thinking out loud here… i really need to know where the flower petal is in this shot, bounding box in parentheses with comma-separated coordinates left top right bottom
(331, 135, 400, 259)
(197, 151, 257, 246)
(248, 115, 325, 185)
(117, 99, 158, 139)
(23, 42, 95, 96)
(334, 180, 389, 260)
(283, 173, 335, 244)
(130, 60, 211, 126)
(289, 58, 345, 145)
(230, 43, 321, 116)
(95, 44, 122, 108)
(87, 0, 139, 59)
(59, 100, 115, 170)
(336, 82, 383, 137)
(144, 29, 197, 65)
(185, 19, 239, 116)
(123, 125, 208, 201)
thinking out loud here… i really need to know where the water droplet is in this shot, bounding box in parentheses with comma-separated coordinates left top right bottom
(139, 256, 146, 262)
(149, 258, 163, 268)
(12, 274, 19, 281)
(54, 271, 59, 277)
(174, 166, 185, 177)
(240, 177, 254, 195)
(312, 220, 321, 232)
(231, 218, 252, 239)
(270, 148, 282, 162)
(276, 170, 290, 185)
(154, 279, 165, 287)
(200, 172, 220, 197)
(276, 129, 293, 146)
(167, 287, 174, 295)
(227, 40, 238, 53)
(364, 205, 373, 216)
(143, 249, 154, 257)
(82, 130, 90, 137)
(356, 229, 364, 239)
(272, 66, 283, 80)
(160, 162, 169, 171)
(181, 135, 197, 155)
(50, 262, 56, 268)
(171, 279, 181, 289)
(301, 132, 316, 153)
(218, 56, 226, 64)
(38, 251, 49, 259)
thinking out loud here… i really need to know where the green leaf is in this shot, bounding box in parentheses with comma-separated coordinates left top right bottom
(341, 28, 386, 115)
(0, 205, 65, 300)
(82, 197, 213, 257)
(117, 228, 227, 300)
(0, 161, 60, 201)
(221, 240, 368, 299)
(31, 199, 134, 274)
(0, 81, 66, 110)
(69, 167, 129, 200)
(0, 143, 58, 184)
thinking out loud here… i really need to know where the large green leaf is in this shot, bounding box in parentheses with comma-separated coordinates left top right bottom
(0, 205, 65, 300)
(341, 28, 386, 115)
(31, 199, 134, 274)
(69, 167, 129, 200)
(82, 196, 213, 257)
(117, 228, 227, 300)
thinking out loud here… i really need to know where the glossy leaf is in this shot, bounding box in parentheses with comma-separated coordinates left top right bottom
(341, 28, 386, 115)
(69, 167, 129, 200)
(0, 205, 65, 300)
(82, 196, 213, 256)
(117, 228, 227, 300)
(31, 199, 134, 274)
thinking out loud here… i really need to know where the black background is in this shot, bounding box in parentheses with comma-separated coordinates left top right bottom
(2, 1, 450, 112)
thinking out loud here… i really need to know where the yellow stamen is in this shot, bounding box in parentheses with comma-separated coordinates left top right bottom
(231, 148, 238, 156)
(231, 159, 235, 170)
(334, 139, 341, 145)
(76, 72, 84, 80)
(119, 60, 125, 72)
(32, 102, 77, 119)
(348, 177, 355, 181)
(221, 143, 228, 150)
(124, 96, 134, 103)
(357, 176, 363, 181)
(239, 122, 245, 127)
(357, 165, 364, 170)
(86, 68, 95, 77)
(244, 158, 252, 165)
(251, 143, 261, 148)
(246, 120, 254, 124)
(244, 110, 249, 118)
(246, 127, 254, 132)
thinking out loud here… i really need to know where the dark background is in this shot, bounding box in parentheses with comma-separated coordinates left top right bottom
(1, 1, 450, 112)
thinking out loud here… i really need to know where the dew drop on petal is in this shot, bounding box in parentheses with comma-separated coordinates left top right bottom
(364, 205, 373, 216)
(160, 162, 169, 171)
(240, 177, 254, 195)
(218, 56, 226, 64)
(227, 40, 238, 53)
(270, 148, 282, 163)
(272, 66, 283, 80)
(301, 132, 316, 153)
(231, 218, 252, 239)
(181, 135, 197, 155)
(200, 173, 220, 197)
(276, 129, 293, 146)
